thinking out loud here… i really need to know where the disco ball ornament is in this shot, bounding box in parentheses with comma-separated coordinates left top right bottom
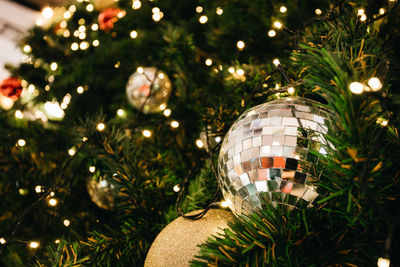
(126, 67, 172, 114)
(145, 209, 233, 267)
(86, 174, 120, 210)
(218, 97, 331, 216)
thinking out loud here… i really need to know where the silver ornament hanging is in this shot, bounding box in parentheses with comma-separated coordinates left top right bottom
(126, 67, 172, 114)
(86, 174, 120, 210)
(218, 97, 331, 216)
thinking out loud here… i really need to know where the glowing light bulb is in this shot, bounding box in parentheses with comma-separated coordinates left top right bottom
(279, 6, 287, 13)
(15, 110, 23, 119)
(92, 40, 100, 47)
(142, 130, 152, 138)
(44, 101, 65, 119)
(236, 69, 245, 76)
(50, 62, 58, 71)
(130, 30, 138, 38)
(69, 5, 76, 12)
(63, 30, 70, 38)
(360, 14, 367, 21)
(55, 239, 60, 244)
(23, 45, 32, 53)
(64, 11, 72, 19)
(379, 8, 385, 15)
(77, 86, 84, 94)
(17, 139, 26, 147)
(228, 67, 235, 73)
(170, 121, 179, 128)
(315, 8, 322, 15)
(89, 166, 96, 173)
(29, 242, 40, 249)
(80, 41, 89, 50)
(71, 42, 79, 51)
(368, 77, 382, 91)
(163, 109, 171, 117)
(35, 185, 42, 193)
(132, 0, 141, 9)
(86, 4, 94, 12)
(48, 198, 58, 206)
(152, 7, 160, 13)
(215, 136, 222, 143)
(349, 82, 364, 94)
(173, 184, 180, 192)
(153, 13, 161, 21)
(159, 104, 166, 110)
(216, 7, 223, 15)
(117, 109, 125, 117)
(96, 123, 105, 131)
(357, 9, 365, 16)
(205, 58, 213, 66)
(220, 200, 230, 208)
(42, 7, 53, 19)
(63, 219, 70, 227)
(199, 15, 208, 24)
(196, 6, 203, 13)
(68, 147, 76, 156)
(273, 58, 281, 66)
(273, 21, 283, 29)
(237, 40, 245, 50)
(91, 24, 99, 31)
(377, 258, 390, 267)
(36, 18, 44, 26)
(288, 87, 295, 94)
(0, 238, 6, 244)
(196, 139, 204, 148)
(50, 191, 55, 196)
(158, 73, 165, 79)
(137, 67, 144, 73)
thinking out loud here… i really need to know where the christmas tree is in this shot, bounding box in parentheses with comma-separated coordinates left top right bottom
(0, 0, 399, 266)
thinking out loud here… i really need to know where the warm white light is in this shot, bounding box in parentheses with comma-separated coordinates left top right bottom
(142, 130, 152, 138)
(368, 77, 383, 92)
(73, 30, 80, 37)
(68, 147, 76, 156)
(315, 8, 322, 15)
(36, 18, 44, 26)
(360, 14, 367, 21)
(173, 184, 180, 192)
(78, 18, 85, 25)
(78, 25, 86, 32)
(117, 109, 125, 117)
(28, 84, 35, 94)
(91, 23, 99, 31)
(80, 41, 89, 50)
(377, 258, 390, 267)
(273, 21, 283, 29)
(152, 13, 161, 21)
(357, 8, 365, 16)
(199, 15, 208, 24)
(71, 42, 79, 51)
(163, 109, 171, 117)
(17, 139, 26, 147)
(279, 6, 287, 13)
(78, 32, 86, 40)
(273, 58, 281, 66)
(35, 185, 42, 193)
(0, 238, 6, 244)
(158, 73, 165, 79)
(171, 121, 179, 128)
(42, 7, 53, 19)
(349, 82, 364, 94)
(48, 198, 58, 206)
(377, 118, 388, 127)
(130, 30, 138, 38)
(86, 4, 94, 12)
(268, 29, 276, 37)
(63, 219, 71, 227)
(63, 30, 70, 38)
(64, 11, 72, 19)
(55, 239, 60, 244)
(50, 191, 55, 197)
(44, 101, 65, 119)
(69, 5, 76, 12)
(205, 58, 213, 66)
(77, 86, 84, 94)
(29, 242, 40, 249)
(96, 123, 105, 131)
(89, 166, 96, 173)
(132, 0, 141, 10)
(379, 8, 385, 15)
(196, 6, 203, 13)
(15, 110, 23, 119)
(50, 62, 58, 71)
(23, 45, 32, 53)
(196, 139, 204, 148)
(220, 200, 230, 208)
(228, 67, 235, 74)
(152, 7, 160, 13)
(288, 87, 295, 94)
(215, 136, 222, 143)
(237, 40, 245, 50)
(159, 103, 166, 110)
(137, 67, 144, 74)
(92, 40, 100, 47)
(236, 69, 245, 76)
(216, 7, 223, 15)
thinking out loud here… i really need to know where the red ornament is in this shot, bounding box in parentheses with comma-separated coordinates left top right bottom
(0, 77, 23, 101)
(98, 7, 122, 31)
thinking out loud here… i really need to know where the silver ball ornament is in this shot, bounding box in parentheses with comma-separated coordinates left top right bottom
(86, 174, 120, 210)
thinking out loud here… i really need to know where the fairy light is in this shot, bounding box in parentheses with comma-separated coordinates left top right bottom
(78, 25, 86, 32)
(216, 7, 223, 15)
(63, 219, 71, 227)
(196, 6, 203, 13)
(96, 123, 105, 131)
(86, 4, 94, 12)
(114, 61, 120, 68)
(73, 30, 80, 37)
(349, 82, 365, 94)
(69, 4, 76, 12)
(236, 69, 245, 76)
(63, 30, 70, 38)
(315, 8, 322, 15)
(17, 139, 26, 147)
(137, 67, 144, 73)
(152, 7, 160, 13)
(36, 18, 44, 26)
(77, 86, 84, 94)
(117, 109, 125, 117)
(288, 87, 295, 94)
(273, 58, 281, 66)
(158, 73, 165, 79)
(50, 191, 55, 197)
(19, 188, 28, 195)
(199, 15, 208, 24)
(55, 239, 60, 244)
(205, 58, 213, 66)
(360, 14, 367, 21)
(142, 130, 152, 138)
(377, 258, 390, 267)
(163, 109, 171, 117)
(279, 5, 287, 13)
(273, 21, 283, 29)
(50, 62, 58, 71)
(44, 101, 65, 119)
(68, 147, 76, 156)
(152, 13, 161, 21)
(48, 198, 58, 206)
(80, 41, 89, 50)
(379, 8, 385, 15)
(237, 40, 245, 50)
(89, 166, 96, 173)
(78, 18, 85, 25)
(220, 200, 230, 208)
(71, 42, 79, 51)
(170, 121, 179, 128)
(35, 185, 42, 193)
(23, 45, 31, 53)
(357, 9, 365, 16)
(376, 118, 388, 127)
(368, 77, 383, 92)
(228, 67, 235, 73)
(42, 7, 53, 19)
(173, 184, 180, 192)
(29, 242, 40, 249)
(92, 40, 100, 47)
(196, 139, 204, 148)
(15, 110, 23, 119)
(130, 30, 138, 38)
(159, 104, 166, 110)
(132, 0, 141, 10)
(91, 23, 99, 31)
(0, 238, 6, 244)
(64, 11, 72, 19)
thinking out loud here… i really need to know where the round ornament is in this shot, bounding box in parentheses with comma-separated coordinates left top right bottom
(145, 209, 233, 267)
(0, 77, 23, 101)
(126, 67, 172, 114)
(98, 7, 122, 31)
(86, 174, 120, 210)
(218, 97, 331, 216)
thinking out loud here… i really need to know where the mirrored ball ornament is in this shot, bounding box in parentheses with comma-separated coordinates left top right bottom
(86, 174, 120, 210)
(218, 97, 331, 216)
(126, 67, 172, 114)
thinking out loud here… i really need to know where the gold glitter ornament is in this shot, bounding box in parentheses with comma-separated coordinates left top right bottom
(145, 209, 233, 267)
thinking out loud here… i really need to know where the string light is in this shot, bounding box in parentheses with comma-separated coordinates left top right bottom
(69, 5, 76, 12)
(196, 139, 204, 148)
(89, 166, 96, 173)
(173, 184, 180, 192)
(68, 147, 76, 156)
(288, 87, 295, 94)
(368, 77, 383, 92)
(19, 188, 28, 195)
(215, 136, 222, 143)
(42, 7, 53, 19)
(199, 15, 208, 24)
(15, 110, 23, 119)
(216, 7, 223, 15)
(360, 14, 367, 21)
(158, 73, 165, 79)
(137, 67, 144, 73)
(130, 30, 138, 39)
(349, 82, 365, 94)
(63, 30, 70, 38)
(379, 8, 385, 14)
(273, 21, 283, 29)
(142, 130, 152, 138)
(77, 86, 84, 94)
(377, 258, 390, 267)
(23, 45, 31, 53)
(48, 198, 58, 206)
(315, 8, 322, 15)
(35, 185, 42, 193)
(63, 219, 71, 227)
(92, 40, 100, 47)
(196, 6, 203, 13)
(0, 238, 6, 244)
(228, 67, 235, 73)
(117, 109, 125, 117)
(279, 5, 287, 13)
(55, 239, 60, 244)
(50, 191, 55, 197)
(357, 9, 365, 16)
(220, 200, 230, 208)
(159, 104, 166, 110)
(132, 0, 141, 10)
(86, 4, 94, 12)
(273, 58, 281, 66)
(170, 121, 179, 128)
(163, 109, 171, 117)
(114, 61, 120, 68)
(17, 139, 26, 147)
(236, 69, 245, 76)
(96, 123, 105, 131)
(78, 18, 85, 25)
(71, 42, 79, 51)
(29, 242, 40, 249)
(205, 58, 213, 66)
(376, 118, 388, 127)
(237, 40, 245, 50)
(64, 11, 72, 19)
(44, 101, 65, 119)
(268, 30, 278, 38)
(80, 41, 89, 50)
(91, 23, 99, 31)
(50, 62, 58, 71)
